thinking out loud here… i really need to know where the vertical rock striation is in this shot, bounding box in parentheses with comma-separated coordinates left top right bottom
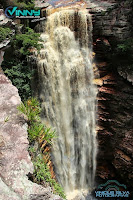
(91, 0, 133, 193)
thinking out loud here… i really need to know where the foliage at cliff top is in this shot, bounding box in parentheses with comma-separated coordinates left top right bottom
(12, 27, 42, 56)
(0, 0, 35, 9)
(13, 0, 35, 9)
(2, 27, 42, 101)
(0, 27, 11, 43)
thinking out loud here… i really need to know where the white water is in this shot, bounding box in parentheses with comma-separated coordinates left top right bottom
(37, 9, 97, 199)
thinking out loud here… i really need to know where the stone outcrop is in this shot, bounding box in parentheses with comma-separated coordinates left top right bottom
(91, 0, 133, 195)
(35, 1, 51, 8)
(0, 73, 62, 200)
(0, 9, 15, 27)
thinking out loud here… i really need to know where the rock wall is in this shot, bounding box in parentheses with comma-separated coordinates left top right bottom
(91, 0, 133, 194)
(0, 72, 62, 200)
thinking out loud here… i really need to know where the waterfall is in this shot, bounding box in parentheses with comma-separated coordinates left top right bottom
(36, 8, 97, 199)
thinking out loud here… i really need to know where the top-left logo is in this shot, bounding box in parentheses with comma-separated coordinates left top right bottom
(5, 6, 40, 19)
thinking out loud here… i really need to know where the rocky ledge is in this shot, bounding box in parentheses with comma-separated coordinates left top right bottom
(0, 73, 62, 200)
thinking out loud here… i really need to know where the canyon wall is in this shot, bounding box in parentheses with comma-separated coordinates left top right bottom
(91, 0, 133, 194)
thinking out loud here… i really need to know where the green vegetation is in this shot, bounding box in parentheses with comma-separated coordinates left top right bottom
(18, 98, 56, 143)
(0, 0, 34, 10)
(0, 27, 11, 42)
(12, 27, 42, 56)
(18, 97, 41, 124)
(117, 38, 133, 53)
(4, 116, 10, 123)
(13, 0, 35, 9)
(2, 27, 42, 101)
(33, 155, 66, 199)
(2, 0, 35, 9)
(2, 60, 32, 101)
(18, 98, 66, 199)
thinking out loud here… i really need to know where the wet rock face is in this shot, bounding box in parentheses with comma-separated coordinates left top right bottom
(92, 0, 132, 44)
(92, 0, 133, 192)
(0, 73, 62, 200)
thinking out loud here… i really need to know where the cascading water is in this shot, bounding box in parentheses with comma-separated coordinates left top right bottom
(36, 8, 97, 199)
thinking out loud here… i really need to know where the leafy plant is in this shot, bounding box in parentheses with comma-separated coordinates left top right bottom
(18, 98, 66, 198)
(41, 127, 56, 145)
(117, 38, 133, 53)
(1, 27, 41, 101)
(28, 123, 44, 141)
(12, 27, 42, 56)
(17, 98, 56, 144)
(0, 0, 35, 9)
(2, 59, 33, 101)
(0, 27, 11, 42)
(33, 154, 66, 199)
(9, 0, 35, 9)
(29, 146, 36, 153)
(18, 97, 41, 123)
(4, 116, 10, 122)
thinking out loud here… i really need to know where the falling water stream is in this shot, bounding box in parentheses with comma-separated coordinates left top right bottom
(36, 8, 97, 200)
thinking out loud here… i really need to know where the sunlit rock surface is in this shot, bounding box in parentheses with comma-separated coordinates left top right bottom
(0, 73, 62, 200)
(41, 0, 116, 11)
(42, 0, 87, 9)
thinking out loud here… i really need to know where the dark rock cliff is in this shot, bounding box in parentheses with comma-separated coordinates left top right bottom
(91, 0, 133, 195)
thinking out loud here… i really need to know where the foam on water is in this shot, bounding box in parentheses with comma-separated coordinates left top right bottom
(36, 9, 97, 199)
